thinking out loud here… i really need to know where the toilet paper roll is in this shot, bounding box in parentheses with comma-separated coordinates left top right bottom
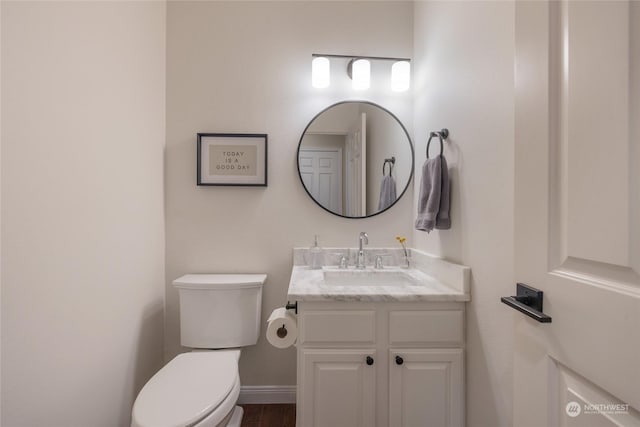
(266, 307, 298, 349)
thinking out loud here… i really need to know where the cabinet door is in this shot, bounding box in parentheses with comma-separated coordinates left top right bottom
(389, 349, 463, 427)
(300, 349, 376, 427)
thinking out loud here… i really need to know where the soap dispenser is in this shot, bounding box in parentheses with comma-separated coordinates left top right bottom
(308, 235, 324, 270)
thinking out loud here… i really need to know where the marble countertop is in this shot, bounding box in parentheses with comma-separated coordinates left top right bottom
(287, 248, 471, 302)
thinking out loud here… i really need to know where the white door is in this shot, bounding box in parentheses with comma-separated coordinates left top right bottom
(345, 112, 367, 216)
(300, 349, 376, 427)
(513, 2, 640, 426)
(299, 148, 343, 214)
(389, 349, 463, 427)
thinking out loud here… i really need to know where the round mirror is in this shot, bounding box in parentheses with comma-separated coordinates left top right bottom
(297, 101, 414, 218)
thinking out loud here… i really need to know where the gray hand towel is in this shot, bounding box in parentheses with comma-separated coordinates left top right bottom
(415, 155, 451, 232)
(436, 156, 451, 230)
(378, 175, 397, 211)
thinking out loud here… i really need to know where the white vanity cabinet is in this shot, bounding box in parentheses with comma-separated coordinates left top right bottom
(388, 348, 463, 427)
(296, 301, 465, 427)
(300, 348, 377, 427)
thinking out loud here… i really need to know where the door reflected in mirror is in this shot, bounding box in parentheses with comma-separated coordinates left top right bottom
(297, 101, 414, 218)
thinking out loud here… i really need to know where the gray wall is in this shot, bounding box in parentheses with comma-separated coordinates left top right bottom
(165, 1, 414, 386)
(1, 2, 166, 425)
(413, 2, 515, 426)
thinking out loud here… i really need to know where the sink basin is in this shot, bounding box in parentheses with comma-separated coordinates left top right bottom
(322, 268, 417, 286)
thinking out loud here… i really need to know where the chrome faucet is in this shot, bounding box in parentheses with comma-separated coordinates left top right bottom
(356, 232, 369, 269)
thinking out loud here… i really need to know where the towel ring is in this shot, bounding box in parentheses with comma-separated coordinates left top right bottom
(382, 156, 395, 176)
(426, 134, 443, 158)
(426, 128, 449, 159)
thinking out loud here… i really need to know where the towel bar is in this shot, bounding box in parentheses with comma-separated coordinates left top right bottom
(426, 128, 449, 158)
(382, 156, 395, 175)
(501, 283, 552, 323)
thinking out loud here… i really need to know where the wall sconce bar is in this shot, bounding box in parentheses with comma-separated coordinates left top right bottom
(311, 53, 412, 92)
(311, 53, 411, 62)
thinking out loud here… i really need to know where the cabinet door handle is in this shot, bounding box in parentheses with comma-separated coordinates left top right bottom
(366, 356, 374, 366)
(395, 355, 404, 365)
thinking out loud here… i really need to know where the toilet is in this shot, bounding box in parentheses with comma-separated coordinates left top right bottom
(131, 274, 266, 427)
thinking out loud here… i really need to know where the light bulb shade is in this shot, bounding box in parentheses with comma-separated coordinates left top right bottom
(352, 59, 370, 90)
(391, 61, 410, 92)
(312, 57, 330, 88)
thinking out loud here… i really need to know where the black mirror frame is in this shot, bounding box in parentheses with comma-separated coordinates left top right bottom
(296, 100, 415, 219)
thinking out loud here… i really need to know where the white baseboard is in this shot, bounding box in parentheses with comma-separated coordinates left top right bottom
(238, 385, 297, 404)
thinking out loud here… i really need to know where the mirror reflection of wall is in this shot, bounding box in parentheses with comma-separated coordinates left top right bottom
(297, 101, 413, 218)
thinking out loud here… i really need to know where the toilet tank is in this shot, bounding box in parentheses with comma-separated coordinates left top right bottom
(173, 274, 266, 349)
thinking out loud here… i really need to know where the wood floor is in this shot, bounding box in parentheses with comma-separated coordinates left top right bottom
(239, 404, 296, 427)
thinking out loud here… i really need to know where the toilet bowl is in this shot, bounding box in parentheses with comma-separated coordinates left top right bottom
(132, 350, 242, 427)
(131, 274, 266, 427)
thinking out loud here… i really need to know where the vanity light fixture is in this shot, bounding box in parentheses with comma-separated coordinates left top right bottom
(311, 53, 411, 92)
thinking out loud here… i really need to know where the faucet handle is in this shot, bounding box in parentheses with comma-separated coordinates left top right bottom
(339, 255, 349, 269)
(374, 255, 384, 269)
(374, 253, 393, 269)
(328, 252, 349, 269)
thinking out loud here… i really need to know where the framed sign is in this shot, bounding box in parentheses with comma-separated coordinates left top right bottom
(197, 133, 268, 186)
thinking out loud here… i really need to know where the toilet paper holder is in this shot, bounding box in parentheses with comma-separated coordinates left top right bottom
(276, 325, 288, 338)
(286, 301, 298, 314)
(267, 306, 298, 349)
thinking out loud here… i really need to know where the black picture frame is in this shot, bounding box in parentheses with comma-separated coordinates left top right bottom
(197, 133, 268, 186)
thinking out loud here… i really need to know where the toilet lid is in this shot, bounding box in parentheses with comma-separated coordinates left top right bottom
(132, 352, 238, 427)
